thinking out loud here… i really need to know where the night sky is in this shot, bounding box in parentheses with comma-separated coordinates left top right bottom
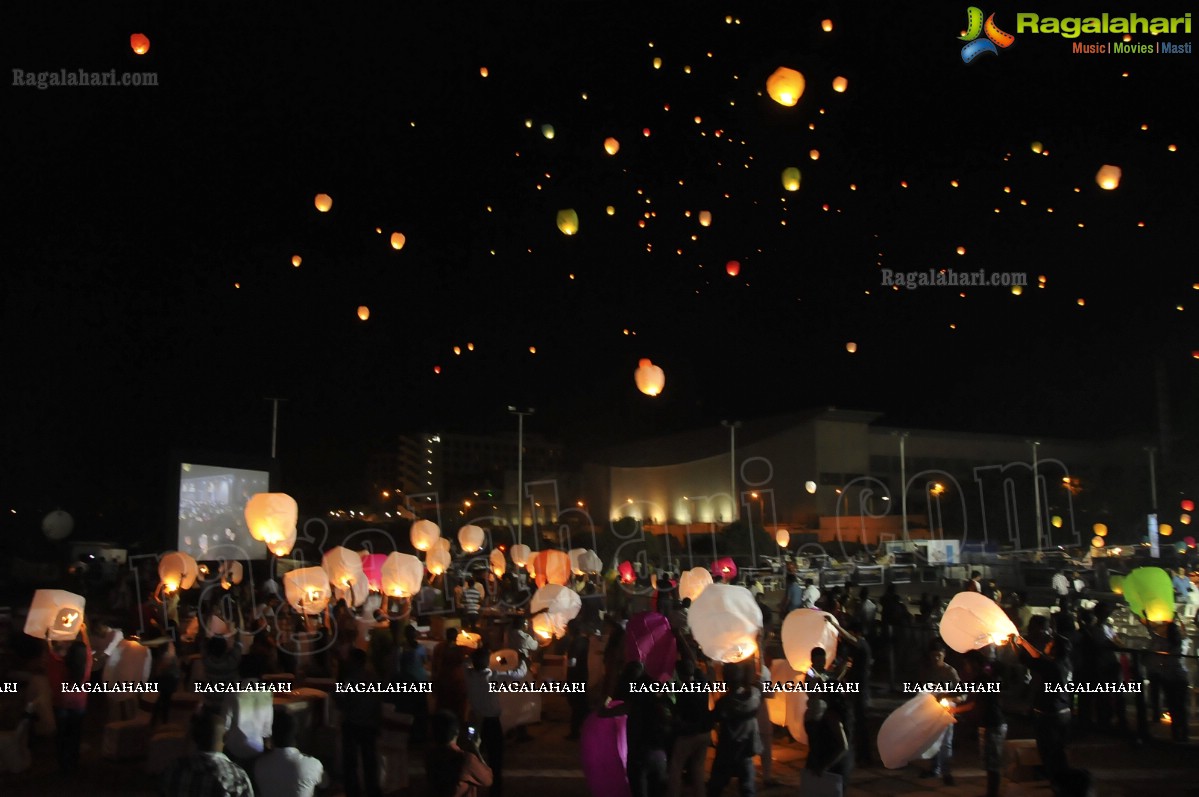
(4, 2, 1197, 535)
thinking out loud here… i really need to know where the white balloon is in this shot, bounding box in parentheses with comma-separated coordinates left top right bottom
(42, 510, 74, 541)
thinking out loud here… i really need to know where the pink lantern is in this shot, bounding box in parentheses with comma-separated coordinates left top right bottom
(877, 694, 955, 769)
(625, 612, 678, 682)
(580, 710, 631, 797)
(939, 592, 1018, 653)
(689, 584, 762, 662)
(618, 561, 637, 584)
(710, 557, 738, 582)
(533, 549, 572, 587)
(361, 553, 387, 591)
(781, 609, 839, 673)
(678, 567, 713, 602)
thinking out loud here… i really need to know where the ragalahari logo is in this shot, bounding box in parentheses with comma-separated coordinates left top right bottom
(960, 7, 1015, 62)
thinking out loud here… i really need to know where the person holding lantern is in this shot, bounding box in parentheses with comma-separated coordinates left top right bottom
(45, 621, 90, 775)
(1014, 617, 1075, 793)
(706, 660, 761, 797)
(465, 646, 528, 796)
(918, 642, 964, 785)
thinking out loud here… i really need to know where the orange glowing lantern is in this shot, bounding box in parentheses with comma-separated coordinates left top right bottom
(291, 255, 302, 267)
(634, 358, 666, 396)
(489, 548, 506, 577)
(130, 34, 150, 55)
(532, 549, 572, 587)
(390, 232, 406, 250)
(822, 19, 834, 32)
(698, 210, 712, 227)
(357, 306, 370, 321)
(1093, 523, 1108, 537)
(283, 567, 331, 615)
(726, 260, 741, 277)
(1096, 165, 1122, 190)
(832, 76, 848, 93)
(776, 529, 790, 547)
(604, 137, 620, 155)
(410, 519, 441, 552)
(1182, 500, 1194, 512)
(314, 193, 333, 212)
(766, 67, 805, 106)
(846, 342, 858, 353)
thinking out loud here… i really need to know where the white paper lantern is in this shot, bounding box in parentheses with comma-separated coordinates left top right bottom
(531, 612, 556, 643)
(219, 561, 243, 590)
(458, 524, 486, 553)
(510, 544, 532, 567)
(634, 358, 666, 397)
(689, 584, 762, 663)
(579, 550, 603, 575)
(491, 648, 520, 673)
(24, 589, 86, 641)
(456, 630, 483, 650)
(41, 510, 74, 541)
(244, 494, 298, 545)
(381, 552, 425, 597)
(323, 546, 368, 607)
(678, 567, 714, 603)
(781, 609, 839, 674)
(426, 547, 451, 576)
(532, 549, 572, 587)
(938, 592, 1017, 653)
(878, 694, 955, 769)
(283, 567, 332, 616)
(530, 584, 583, 639)
(568, 548, 589, 575)
(489, 549, 507, 577)
(269, 526, 297, 557)
(775, 529, 790, 547)
(158, 551, 199, 592)
(410, 519, 441, 552)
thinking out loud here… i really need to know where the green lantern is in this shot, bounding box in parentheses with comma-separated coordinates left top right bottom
(1123, 567, 1174, 623)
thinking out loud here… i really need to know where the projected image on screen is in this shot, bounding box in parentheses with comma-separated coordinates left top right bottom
(178, 463, 270, 560)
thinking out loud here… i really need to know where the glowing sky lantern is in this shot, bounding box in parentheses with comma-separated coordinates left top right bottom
(130, 33, 150, 55)
(284, 567, 331, 615)
(832, 76, 849, 93)
(726, 260, 741, 277)
(939, 592, 1018, 652)
(541, 124, 555, 139)
(531, 612, 555, 642)
(1159, 524, 1173, 536)
(1092, 536, 1105, 547)
(556, 208, 579, 236)
(510, 543, 531, 567)
(710, 557, 738, 581)
(579, 550, 603, 575)
(568, 548, 588, 575)
(381, 552, 424, 597)
(458, 524, 485, 553)
(314, 193, 333, 212)
(618, 560, 636, 583)
(489, 548, 506, 577)
(270, 526, 297, 557)
(323, 546, 369, 606)
(1093, 523, 1108, 537)
(158, 551, 199, 592)
(1051, 515, 1063, 528)
(1183, 500, 1195, 512)
(634, 358, 665, 396)
(698, 210, 712, 227)
(805, 480, 817, 494)
(1123, 567, 1175, 622)
(606, 205, 615, 216)
(410, 519, 441, 552)
(679, 567, 713, 602)
(690, 584, 762, 662)
(1031, 141, 1044, 154)
(532, 549, 572, 587)
(1096, 164, 1122, 190)
(781, 167, 801, 191)
(1110, 574, 1124, 594)
(357, 305, 370, 321)
(390, 232, 406, 250)
(878, 694, 955, 769)
(766, 66, 805, 106)
(25, 589, 86, 641)
(426, 547, 451, 576)
(845, 341, 858, 353)
(360, 553, 386, 591)
(530, 584, 582, 638)
(776, 528, 790, 547)
(822, 19, 834, 32)
(219, 560, 244, 590)
(782, 609, 839, 672)
(291, 255, 302, 267)
(603, 137, 620, 155)
(809, 149, 820, 161)
(652, 57, 662, 69)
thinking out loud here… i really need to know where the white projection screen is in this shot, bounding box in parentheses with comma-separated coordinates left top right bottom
(177, 463, 270, 560)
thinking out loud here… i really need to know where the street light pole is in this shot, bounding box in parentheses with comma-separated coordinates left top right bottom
(895, 431, 910, 541)
(1030, 441, 1043, 549)
(265, 397, 287, 460)
(508, 406, 535, 546)
(721, 420, 741, 521)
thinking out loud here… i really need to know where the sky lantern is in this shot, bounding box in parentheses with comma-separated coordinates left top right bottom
(532, 549, 571, 587)
(878, 694, 955, 769)
(130, 33, 150, 55)
(568, 547, 588, 575)
(458, 524, 485, 553)
(541, 124, 555, 139)
(530, 584, 582, 638)
(678, 567, 712, 602)
(1123, 567, 1175, 622)
(618, 560, 636, 583)
(1051, 515, 1063, 528)
(479, 66, 489, 77)
(690, 584, 762, 662)
(510, 543, 531, 567)
(390, 232, 406, 250)
(625, 612, 678, 682)
(426, 547, 451, 576)
(652, 57, 662, 69)
(314, 193, 333, 212)
(269, 526, 297, 557)
(323, 546, 368, 606)
(939, 592, 1018, 652)
(1095, 164, 1122, 190)
(1091, 536, 1105, 548)
(284, 567, 331, 615)
(579, 550, 603, 575)
(776, 528, 790, 547)
(604, 137, 620, 155)
(1110, 574, 1124, 595)
(805, 480, 817, 494)
(219, 560, 244, 590)
(360, 553, 386, 591)
(726, 260, 741, 277)
(1183, 500, 1195, 512)
(809, 149, 820, 161)
(698, 210, 712, 226)
(489, 548, 506, 577)
(606, 205, 615, 216)
(782, 609, 839, 672)
(710, 557, 738, 582)
(634, 358, 665, 396)
(1181, 514, 1192, 525)
(410, 519, 440, 552)
(1159, 524, 1173, 536)
(1093, 523, 1108, 537)
(381, 552, 424, 598)
(357, 306, 370, 321)
(956, 246, 966, 255)
(531, 612, 556, 642)
(846, 341, 858, 353)
(832, 76, 848, 93)
(781, 167, 801, 191)
(1030, 141, 1044, 154)
(24, 589, 86, 641)
(158, 551, 199, 592)
(556, 208, 579, 236)
(766, 66, 805, 106)
(642, 127, 651, 137)
(291, 255, 302, 267)
(822, 19, 834, 32)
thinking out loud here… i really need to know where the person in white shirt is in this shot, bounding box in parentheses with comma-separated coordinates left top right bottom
(1051, 570, 1071, 609)
(255, 709, 326, 797)
(465, 647, 529, 797)
(802, 579, 821, 609)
